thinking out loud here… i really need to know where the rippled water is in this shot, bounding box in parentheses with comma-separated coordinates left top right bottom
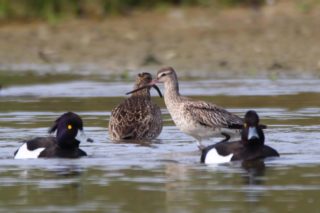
(0, 74, 320, 212)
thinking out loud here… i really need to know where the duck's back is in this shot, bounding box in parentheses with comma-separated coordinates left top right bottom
(202, 141, 279, 163)
(229, 143, 279, 161)
(14, 136, 56, 159)
(14, 137, 87, 159)
(261, 145, 280, 158)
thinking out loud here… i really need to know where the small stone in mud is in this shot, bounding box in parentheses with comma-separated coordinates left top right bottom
(269, 62, 285, 70)
(218, 60, 228, 67)
(142, 53, 161, 66)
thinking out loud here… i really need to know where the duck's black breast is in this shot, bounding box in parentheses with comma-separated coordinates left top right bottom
(38, 141, 87, 158)
(39, 139, 87, 158)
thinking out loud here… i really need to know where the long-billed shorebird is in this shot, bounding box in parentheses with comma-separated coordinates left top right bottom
(109, 72, 163, 141)
(127, 67, 243, 148)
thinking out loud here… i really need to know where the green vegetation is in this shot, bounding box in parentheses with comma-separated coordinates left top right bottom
(0, 70, 79, 87)
(0, 0, 265, 21)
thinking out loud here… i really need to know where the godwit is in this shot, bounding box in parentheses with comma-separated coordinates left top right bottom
(201, 110, 279, 164)
(109, 72, 163, 141)
(14, 112, 88, 159)
(127, 67, 243, 149)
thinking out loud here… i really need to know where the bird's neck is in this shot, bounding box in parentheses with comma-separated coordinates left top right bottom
(242, 138, 264, 148)
(57, 133, 80, 149)
(164, 78, 181, 105)
(57, 139, 80, 149)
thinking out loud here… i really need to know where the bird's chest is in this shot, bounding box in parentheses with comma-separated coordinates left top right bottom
(166, 102, 189, 126)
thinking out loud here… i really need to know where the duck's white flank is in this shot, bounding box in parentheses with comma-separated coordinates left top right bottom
(14, 143, 45, 159)
(204, 148, 233, 164)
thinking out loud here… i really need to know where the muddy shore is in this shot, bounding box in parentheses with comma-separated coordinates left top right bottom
(0, 1, 320, 79)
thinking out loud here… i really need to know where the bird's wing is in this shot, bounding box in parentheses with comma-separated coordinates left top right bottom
(200, 141, 242, 163)
(109, 97, 152, 139)
(184, 101, 243, 129)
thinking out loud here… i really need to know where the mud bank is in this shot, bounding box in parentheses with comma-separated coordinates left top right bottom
(0, 1, 320, 79)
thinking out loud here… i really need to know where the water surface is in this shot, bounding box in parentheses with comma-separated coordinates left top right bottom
(0, 74, 320, 212)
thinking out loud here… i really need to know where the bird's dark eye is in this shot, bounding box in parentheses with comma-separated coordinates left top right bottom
(160, 73, 167, 77)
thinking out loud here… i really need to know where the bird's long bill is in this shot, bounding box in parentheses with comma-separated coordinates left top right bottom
(152, 84, 163, 98)
(126, 80, 162, 98)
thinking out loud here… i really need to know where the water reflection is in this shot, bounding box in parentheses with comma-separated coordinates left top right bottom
(49, 165, 85, 177)
(240, 160, 268, 211)
(241, 160, 266, 185)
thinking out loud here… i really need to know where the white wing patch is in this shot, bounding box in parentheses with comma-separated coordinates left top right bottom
(204, 148, 233, 164)
(14, 143, 46, 159)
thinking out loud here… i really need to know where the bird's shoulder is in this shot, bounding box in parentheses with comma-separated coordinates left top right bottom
(25, 136, 56, 150)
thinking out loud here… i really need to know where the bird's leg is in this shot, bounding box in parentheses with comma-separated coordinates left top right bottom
(197, 140, 205, 151)
(220, 133, 230, 142)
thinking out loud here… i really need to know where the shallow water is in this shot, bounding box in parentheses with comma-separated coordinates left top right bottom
(0, 74, 320, 212)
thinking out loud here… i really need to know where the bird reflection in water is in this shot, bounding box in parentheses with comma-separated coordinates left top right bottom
(241, 160, 266, 185)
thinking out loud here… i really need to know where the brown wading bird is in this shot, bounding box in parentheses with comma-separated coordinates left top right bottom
(109, 72, 163, 141)
(127, 67, 244, 149)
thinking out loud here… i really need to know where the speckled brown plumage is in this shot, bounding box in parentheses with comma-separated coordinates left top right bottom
(108, 73, 162, 141)
(127, 67, 243, 148)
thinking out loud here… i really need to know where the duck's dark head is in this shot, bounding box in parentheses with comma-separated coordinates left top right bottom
(127, 72, 162, 97)
(48, 112, 84, 148)
(241, 110, 266, 146)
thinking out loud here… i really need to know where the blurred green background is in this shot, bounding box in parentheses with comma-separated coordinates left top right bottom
(0, 0, 319, 79)
(0, 0, 267, 21)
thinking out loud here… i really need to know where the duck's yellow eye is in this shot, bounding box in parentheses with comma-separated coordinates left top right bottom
(67, 124, 72, 130)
